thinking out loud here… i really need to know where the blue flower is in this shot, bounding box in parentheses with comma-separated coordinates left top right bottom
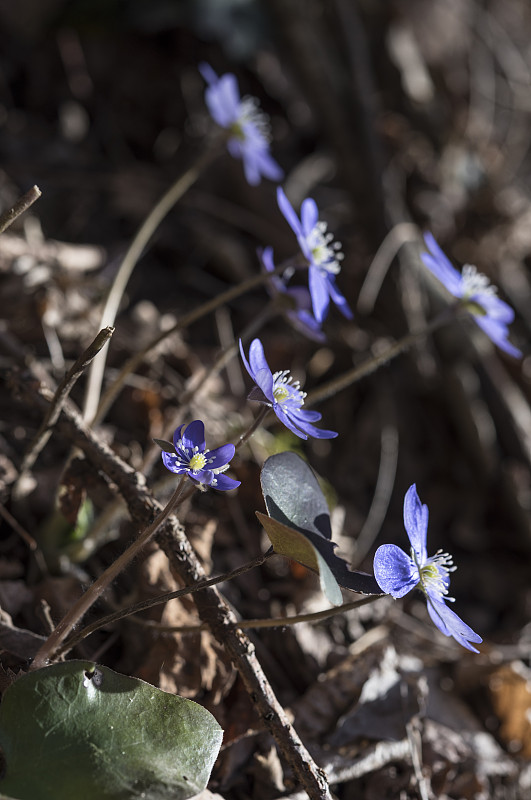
(422, 233, 521, 358)
(259, 246, 325, 342)
(199, 63, 283, 187)
(159, 420, 240, 491)
(276, 187, 353, 323)
(239, 338, 338, 440)
(373, 484, 483, 653)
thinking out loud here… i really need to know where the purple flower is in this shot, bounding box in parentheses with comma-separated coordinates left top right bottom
(199, 63, 283, 187)
(373, 484, 482, 653)
(159, 420, 240, 491)
(422, 233, 521, 358)
(259, 246, 325, 342)
(276, 187, 353, 323)
(239, 338, 338, 440)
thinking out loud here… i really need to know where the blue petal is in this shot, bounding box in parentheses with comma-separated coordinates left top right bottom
(373, 544, 419, 598)
(205, 74, 240, 129)
(240, 149, 262, 186)
(212, 473, 241, 491)
(253, 367, 274, 401)
(245, 146, 283, 184)
(476, 293, 515, 323)
(172, 424, 185, 448)
(161, 451, 187, 475)
(189, 469, 214, 486)
(198, 62, 218, 86)
(274, 405, 308, 439)
(291, 408, 322, 423)
(300, 198, 318, 238)
(239, 338, 254, 380)
(403, 484, 428, 563)
(426, 598, 482, 653)
(277, 187, 303, 238)
(289, 310, 327, 342)
(309, 267, 330, 322)
(422, 233, 463, 297)
(182, 420, 205, 453)
(248, 338, 270, 377)
(289, 409, 338, 439)
(327, 278, 354, 319)
(474, 316, 522, 358)
(206, 443, 235, 469)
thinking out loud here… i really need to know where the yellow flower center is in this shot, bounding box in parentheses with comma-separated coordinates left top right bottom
(189, 452, 207, 471)
(420, 563, 440, 582)
(273, 385, 290, 403)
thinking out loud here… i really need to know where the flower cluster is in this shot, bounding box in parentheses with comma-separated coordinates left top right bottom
(277, 188, 353, 324)
(159, 420, 240, 491)
(422, 233, 521, 358)
(373, 484, 482, 652)
(200, 63, 283, 187)
(240, 338, 337, 440)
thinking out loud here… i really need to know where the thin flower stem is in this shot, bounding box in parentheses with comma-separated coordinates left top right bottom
(236, 406, 270, 451)
(83, 145, 222, 425)
(30, 476, 190, 670)
(134, 594, 382, 634)
(94, 262, 302, 425)
(0, 185, 42, 234)
(306, 308, 456, 407)
(56, 549, 276, 656)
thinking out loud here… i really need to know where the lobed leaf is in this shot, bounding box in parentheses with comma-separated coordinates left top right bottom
(259, 452, 381, 599)
(0, 661, 223, 800)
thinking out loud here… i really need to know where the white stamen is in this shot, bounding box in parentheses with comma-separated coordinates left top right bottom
(461, 264, 497, 300)
(415, 548, 456, 601)
(272, 369, 306, 408)
(234, 96, 271, 142)
(306, 221, 343, 275)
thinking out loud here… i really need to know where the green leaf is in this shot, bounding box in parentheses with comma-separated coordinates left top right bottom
(259, 452, 381, 598)
(0, 661, 223, 800)
(256, 511, 343, 605)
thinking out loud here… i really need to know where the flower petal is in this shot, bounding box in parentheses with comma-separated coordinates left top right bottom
(198, 62, 218, 86)
(288, 409, 337, 439)
(373, 544, 419, 598)
(309, 266, 331, 322)
(239, 338, 254, 380)
(212, 473, 241, 491)
(182, 420, 205, 453)
(248, 338, 270, 376)
(422, 233, 463, 297)
(300, 198, 318, 238)
(277, 187, 303, 238)
(474, 316, 522, 358)
(189, 469, 214, 486)
(327, 278, 354, 319)
(290, 408, 322, 423)
(206, 443, 235, 469)
(274, 405, 308, 439)
(426, 598, 482, 653)
(403, 484, 428, 563)
(172, 424, 185, 448)
(161, 451, 186, 474)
